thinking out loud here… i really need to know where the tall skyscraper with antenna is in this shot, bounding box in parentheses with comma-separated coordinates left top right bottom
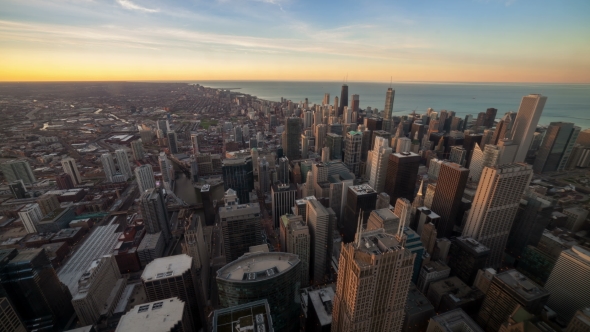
(338, 84, 348, 117)
(384, 87, 395, 120)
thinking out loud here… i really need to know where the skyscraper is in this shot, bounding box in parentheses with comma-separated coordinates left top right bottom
(315, 124, 328, 152)
(131, 139, 144, 160)
(72, 255, 125, 326)
(533, 122, 581, 173)
(350, 94, 359, 114)
(326, 133, 343, 160)
(277, 156, 289, 184)
(18, 203, 43, 234)
(338, 84, 348, 117)
(182, 214, 210, 303)
(158, 152, 172, 186)
(0, 297, 25, 332)
(115, 149, 132, 179)
(0, 249, 74, 330)
(367, 137, 392, 192)
(332, 228, 415, 332)
(219, 189, 263, 261)
(384, 152, 420, 205)
(216, 252, 301, 332)
(135, 164, 156, 193)
(167, 130, 178, 154)
(286, 218, 310, 287)
(511, 94, 547, 163)
(62, 157, 83, 185)
(191, 132, 200, 154)
(221, 157, 254, 204)
(142, 254, 203, 331)
(544, 246, 590, 322)
(284, 117, 302, 160)
(430, 162, 469, 238)
(115, 297, 192, 332)
(476, 270, 549, 332)
(462, 163, 533, 267)
(484, 108, 497, 128)
(139, 188, 171, 244)
(384, 88, 395, 120)
(258, 157, 270, 193)
(101, 153, 117, 182)
(342, 184, 377, 243)
(307, 199, 335, 284)
(344, 130, 363, 176)
(0, 159, 36, 184)
(271, 183, 297, 228)
(55, 172, 74, 189)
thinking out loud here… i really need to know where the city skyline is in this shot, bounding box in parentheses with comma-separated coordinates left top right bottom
(1, 0, 589, 82)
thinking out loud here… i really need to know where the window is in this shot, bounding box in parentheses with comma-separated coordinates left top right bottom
(152, 302, 163, 310)
(138, 305, 150, 313)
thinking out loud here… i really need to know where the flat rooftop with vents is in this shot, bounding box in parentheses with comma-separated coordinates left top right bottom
(216, 252, 299, 282)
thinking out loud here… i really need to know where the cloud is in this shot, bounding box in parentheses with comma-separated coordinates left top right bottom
(116, 0, 159, 13)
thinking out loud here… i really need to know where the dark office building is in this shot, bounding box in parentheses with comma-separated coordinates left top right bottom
(430, 162, 469, 238)
(364, 117, 383, 131)
(463, 134, 483, 167)
(448, 237, 490, 285)
(8, 181, 27, 199)
(338, 84, 348, 117)
(384, 152, 420, 206)
(485, 108, 497, 128)
(0, 249, 74, 331)
(55, 173, 75, 190)
(476, 270, 549, 332)
(533, 122, 580, 174)
(283, 117, 302, 161)
(221, 157, 254, 204)
(506, 194, 553, 258)
(342, 184, 377, 243)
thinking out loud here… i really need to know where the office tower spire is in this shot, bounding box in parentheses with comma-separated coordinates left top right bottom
(511, 94, 547, 162)
(412, 178, 425, 208)
(338, 84, 348, 117)
(463, 163, 533, 267)
(332, 228, 415, 332)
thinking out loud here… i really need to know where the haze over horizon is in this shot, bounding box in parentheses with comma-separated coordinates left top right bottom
(1, 0, 589, 83)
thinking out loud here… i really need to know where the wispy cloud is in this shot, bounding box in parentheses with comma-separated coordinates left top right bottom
(116, 0, 159, 13)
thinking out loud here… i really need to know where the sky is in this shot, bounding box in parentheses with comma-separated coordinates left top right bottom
(0, 0, 589, 82)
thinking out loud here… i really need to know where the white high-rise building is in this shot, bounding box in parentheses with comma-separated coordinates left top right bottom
(101, 153, 117, 182)
(469, 143, 484, 182)
(135, 164, 156, 193)
(462, 163, 533, 267)
(368, 137, 392, 192)
(544, 246, 590, 322)
(18, 203, 43, 234)
(286, 218, 310, 287)
(158, 153, 171, 187)
(396, 137, 412, 153)
(61, 157, 82, 185)
(115, 149, 132, 179)
(511, 94, 547, 163)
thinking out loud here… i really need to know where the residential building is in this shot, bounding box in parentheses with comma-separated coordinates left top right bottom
(1, 159, 36, 184)
(18, 203, 43, 234)
(135, 164, 156, 193)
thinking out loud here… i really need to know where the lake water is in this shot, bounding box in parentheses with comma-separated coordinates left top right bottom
(192, 81, 590, 129)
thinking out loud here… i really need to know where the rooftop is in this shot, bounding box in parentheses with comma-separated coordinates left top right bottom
(494, 270, 550, 301)
(213, 299, 274, 332)
(142, 254, 192, 282)
(217, 252, 299, 282)
(454, 236, 490, 255)
(406, 283, 435, 316)
(348, 184, 376, 195)
(429, 308, 484, 332)
(218, 203, 260, 218)
(116, 297, 186, 332)
(308, 286, 335, 326)
(354, 229, 405, 258)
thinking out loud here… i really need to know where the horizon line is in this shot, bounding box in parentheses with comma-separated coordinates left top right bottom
(0, 79, 589, 85)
